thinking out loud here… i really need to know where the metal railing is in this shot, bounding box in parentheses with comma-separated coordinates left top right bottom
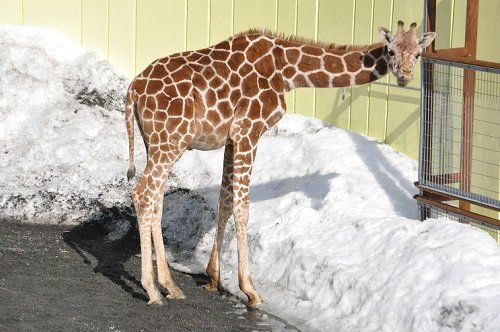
(417, 57, 500, 227)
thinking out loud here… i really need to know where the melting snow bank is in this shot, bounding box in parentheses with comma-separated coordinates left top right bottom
(0, 25, 131, 227)
(1, 26, 500, 332)
(169, 117, 500, 332)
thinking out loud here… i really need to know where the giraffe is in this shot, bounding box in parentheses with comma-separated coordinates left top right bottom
(125, 20, 435, 307)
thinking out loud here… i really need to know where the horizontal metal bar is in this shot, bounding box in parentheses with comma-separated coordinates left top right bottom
(422, 56, 500, 74)
(415, 195, 500, 228)
(415, 182, 500, 212)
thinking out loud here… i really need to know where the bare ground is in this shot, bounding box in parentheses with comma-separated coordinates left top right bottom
(0, 220, 298, 332)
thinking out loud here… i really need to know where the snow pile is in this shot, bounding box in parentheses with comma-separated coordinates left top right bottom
(2, 26, 500, 332)
(169, 117, 500, 332)
(0, 25, 130, 224)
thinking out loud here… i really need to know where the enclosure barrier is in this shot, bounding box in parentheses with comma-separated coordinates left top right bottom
(415, 56, 500, 243)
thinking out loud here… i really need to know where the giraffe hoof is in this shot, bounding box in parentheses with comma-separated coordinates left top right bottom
(167, 291, 186, 300)
(147, 298, 164, 306)
(202, 281, 218, 292)
(247, 296, 264, 308)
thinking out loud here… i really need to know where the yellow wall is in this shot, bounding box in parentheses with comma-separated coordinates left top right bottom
(1, 0, 498, 160)
(477, 0, 500, 62)
(434, 0, 466, 50)
(434, 0, 500, 62)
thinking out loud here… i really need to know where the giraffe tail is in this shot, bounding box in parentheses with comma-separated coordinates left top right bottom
(125, 87, 136, 181)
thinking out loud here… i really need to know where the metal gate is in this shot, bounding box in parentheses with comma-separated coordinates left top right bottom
(415, 57, 500, 239)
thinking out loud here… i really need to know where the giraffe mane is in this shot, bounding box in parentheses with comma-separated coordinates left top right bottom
(236, 29, 383, 52)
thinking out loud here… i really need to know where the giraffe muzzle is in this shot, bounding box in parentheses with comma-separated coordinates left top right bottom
(397, 77, 409, 87)
(396, 71, 412, 87)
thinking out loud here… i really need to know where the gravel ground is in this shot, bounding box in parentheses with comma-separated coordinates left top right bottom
(0, 220, 298, 331)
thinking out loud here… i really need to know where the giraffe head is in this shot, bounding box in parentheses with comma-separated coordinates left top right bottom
(379, 21, 436, 87)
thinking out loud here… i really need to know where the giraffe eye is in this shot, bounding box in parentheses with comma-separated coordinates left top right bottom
(388, 49, 395, 57)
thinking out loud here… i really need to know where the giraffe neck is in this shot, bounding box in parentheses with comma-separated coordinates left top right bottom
(276, 39, 389, 90)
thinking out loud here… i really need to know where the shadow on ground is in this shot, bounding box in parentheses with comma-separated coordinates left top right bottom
(55, 203, 298, 331)
(62, 220, 148, 302)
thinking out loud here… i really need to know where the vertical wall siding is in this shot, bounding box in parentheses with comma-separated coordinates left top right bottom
(3, 0, 479, 160)
(477, 0, 500, 63)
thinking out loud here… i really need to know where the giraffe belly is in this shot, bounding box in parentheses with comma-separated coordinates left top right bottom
(189, 136, 228, 151)
(190, 89, 234, 151)
(189, 119, 231, 151)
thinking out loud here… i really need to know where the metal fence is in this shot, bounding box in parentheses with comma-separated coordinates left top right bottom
(417, 201, 500, 242)
(417, 57, 500, 232)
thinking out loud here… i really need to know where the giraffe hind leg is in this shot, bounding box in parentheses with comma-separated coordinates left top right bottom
(132, 158, 186, 305)
(130, 82, 194, 305)
(152, 188, 185, 299)
(132, 181, 164, 305)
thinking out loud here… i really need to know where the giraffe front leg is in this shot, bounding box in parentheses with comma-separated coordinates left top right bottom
(233, 197, 263, 308)
(204, 144, 234, 292)
(203, 212, 224, 291)
(231, 141, 263, 308)
(204, 195, 232, 292)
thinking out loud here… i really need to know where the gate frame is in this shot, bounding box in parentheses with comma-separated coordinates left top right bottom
(415, 0, 500, 229)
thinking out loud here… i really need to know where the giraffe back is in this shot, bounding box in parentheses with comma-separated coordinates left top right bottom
(127, 33, 288, 152)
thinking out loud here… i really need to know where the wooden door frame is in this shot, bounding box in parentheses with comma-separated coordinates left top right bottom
(423, 0, 481, 213)
(425, 0, 478, 59)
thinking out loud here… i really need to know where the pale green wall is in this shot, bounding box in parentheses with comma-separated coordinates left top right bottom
(477, 0, 500, 62)
(434, 0, 500, 61)
(434, 0, 466, 50)
(1, 0, 498, 160)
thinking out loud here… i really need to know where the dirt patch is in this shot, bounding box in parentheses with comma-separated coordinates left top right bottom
(0, 220, 297, 331)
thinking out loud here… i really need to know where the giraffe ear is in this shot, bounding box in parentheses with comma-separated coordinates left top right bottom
(379, 27, 393, 45)
(418, 32, 436, 49)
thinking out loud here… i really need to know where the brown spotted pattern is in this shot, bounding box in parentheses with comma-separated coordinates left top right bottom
(124, 22, 435, 307)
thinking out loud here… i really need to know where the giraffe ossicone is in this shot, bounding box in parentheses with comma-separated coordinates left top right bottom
(125, 21, 435, 307)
